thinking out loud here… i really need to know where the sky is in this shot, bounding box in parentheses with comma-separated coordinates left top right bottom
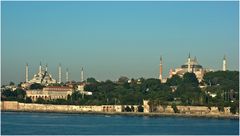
(1, 1, 239, 85)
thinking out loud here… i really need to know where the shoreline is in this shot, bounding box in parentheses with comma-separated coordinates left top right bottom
(1, 109, 239, 120)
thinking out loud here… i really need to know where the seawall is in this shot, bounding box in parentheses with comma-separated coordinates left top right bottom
(1, 101, 238, 119)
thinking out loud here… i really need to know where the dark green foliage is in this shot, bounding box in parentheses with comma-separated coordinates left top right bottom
(87, 77, 98, 83)
(137, 105, 144, 112)
(183, 72, 199, 86)
(36, 97, 45, 104)
(1, 88, 26, 101)
(166, 75, 182, 86)
(30, 83, 44, 90)
(230, 101, 239, 114)
(172, 103, 179, 113)
(9, 81, 15, 86)
(25, 97, 32, 103)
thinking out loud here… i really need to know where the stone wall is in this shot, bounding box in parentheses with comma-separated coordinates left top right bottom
(1, 101, 122, 113)
(1, 101, 232, 115)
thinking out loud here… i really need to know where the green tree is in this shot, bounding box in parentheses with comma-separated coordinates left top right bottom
(25, 97, 32, 103)
(172, 103, 179, 113)
(166, 75, 182, 86)
(30, 83, 44, 90)
(36, 97, 45, 104)
(9, 81, 15, 86)
(86, 77, 98, 83)
(182, 72, 199, 86)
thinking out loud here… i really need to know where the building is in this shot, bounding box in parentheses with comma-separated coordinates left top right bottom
(27, 63, 57, 85)
(26, 86, 73, 101)
(170, 54, 209, 82)
(77, 83, 93, 95)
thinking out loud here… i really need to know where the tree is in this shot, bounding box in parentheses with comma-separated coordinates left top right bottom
(86, 77, 98, 83)
(9, 81, 15, 86)
(30, 83, 44, 90)
(25, 97, 32, 103)
(171, 103, 179, 113)
(166, 75, 182, 86)
(182, 72, 199, 86)
(230, 101, 239, 114)
(36, 97, 45, 104)
(118, 76, 129, 84)
(137, 105, 144, 112)
(14, 88, 26, 99)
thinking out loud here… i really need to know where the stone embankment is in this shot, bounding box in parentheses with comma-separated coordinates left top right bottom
(1, 101, 238, 119)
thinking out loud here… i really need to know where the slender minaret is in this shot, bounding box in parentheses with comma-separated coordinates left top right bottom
(45, 64, 48, 71)
(223, 55, 227, 71)
(66, 68, 69, 82)
(58, 63, 62, 83)
(187, 53, 191, 72)
(169, 68, 173, 78)
(159, 56, 163, 81)
(81, 67, 84, 82)
(25, 63, 29, 82)
(39, 62, 42, 73)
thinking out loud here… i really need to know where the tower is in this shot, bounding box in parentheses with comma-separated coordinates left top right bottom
(58, 63, 62, 83)
(187, 53, 191, 72)
(223, 55, 227, 71)
(169, 68, 173, 78)
(66, 68, 69, 82)
(81, 67, 84, 82)
(39, 62, 42, 73)
(45, 64, 48, 71)
(159, 56, 163, 81)
(25, 63, 29, 82)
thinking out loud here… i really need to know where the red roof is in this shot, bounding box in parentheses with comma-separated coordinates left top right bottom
(45, 86, 72, 89)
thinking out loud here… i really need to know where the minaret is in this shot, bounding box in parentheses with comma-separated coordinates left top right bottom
(223, 55, 227, 71)
(81, 67, 84, 82)
(58, 63, 62, 83)
(39, 62, 42, 73)
(25, 63, 29, 82)
(45, 64, 48, 71)
(159, 56, 163, 81)
(169, 68, 173, 78)
(187, 53, 191, 72)
(66, 68, 69, 82)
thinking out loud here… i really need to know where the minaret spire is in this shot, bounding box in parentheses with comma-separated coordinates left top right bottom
(26, 63, 29, 82)
(187, 53, 191, 72)
(45, 64, 48, 71)
(39, 62, 42, 73)
(66, 68, 69, 82)
(159, 56, 163, 81)
(223, 55, 227, 71)
(58, 63, 62, 83)
(81, 67, 84, 82)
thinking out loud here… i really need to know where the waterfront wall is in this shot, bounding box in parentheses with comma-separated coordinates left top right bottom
(1, 101, 232, 115)
(1, 101, 122, 113)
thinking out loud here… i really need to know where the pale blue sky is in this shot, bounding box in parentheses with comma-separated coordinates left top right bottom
(1, 1, 239, 85)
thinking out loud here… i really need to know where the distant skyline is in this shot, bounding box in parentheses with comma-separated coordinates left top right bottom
(1, 1, 239, 85)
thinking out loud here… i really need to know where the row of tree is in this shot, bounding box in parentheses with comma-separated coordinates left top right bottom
(1, 71, 239, 114)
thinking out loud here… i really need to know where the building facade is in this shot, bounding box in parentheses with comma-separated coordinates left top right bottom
(26, 86, 73, 101)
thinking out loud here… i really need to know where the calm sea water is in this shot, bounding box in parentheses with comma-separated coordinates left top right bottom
(1, 111, 239, 135)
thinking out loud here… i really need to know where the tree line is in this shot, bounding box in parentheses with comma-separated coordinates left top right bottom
(1, 71, 239, 114)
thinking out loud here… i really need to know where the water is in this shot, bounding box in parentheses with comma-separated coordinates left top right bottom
(1, 111, 239, 135)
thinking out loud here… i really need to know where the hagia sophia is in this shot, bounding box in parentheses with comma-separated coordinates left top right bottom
(159, 54, 227, 83)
